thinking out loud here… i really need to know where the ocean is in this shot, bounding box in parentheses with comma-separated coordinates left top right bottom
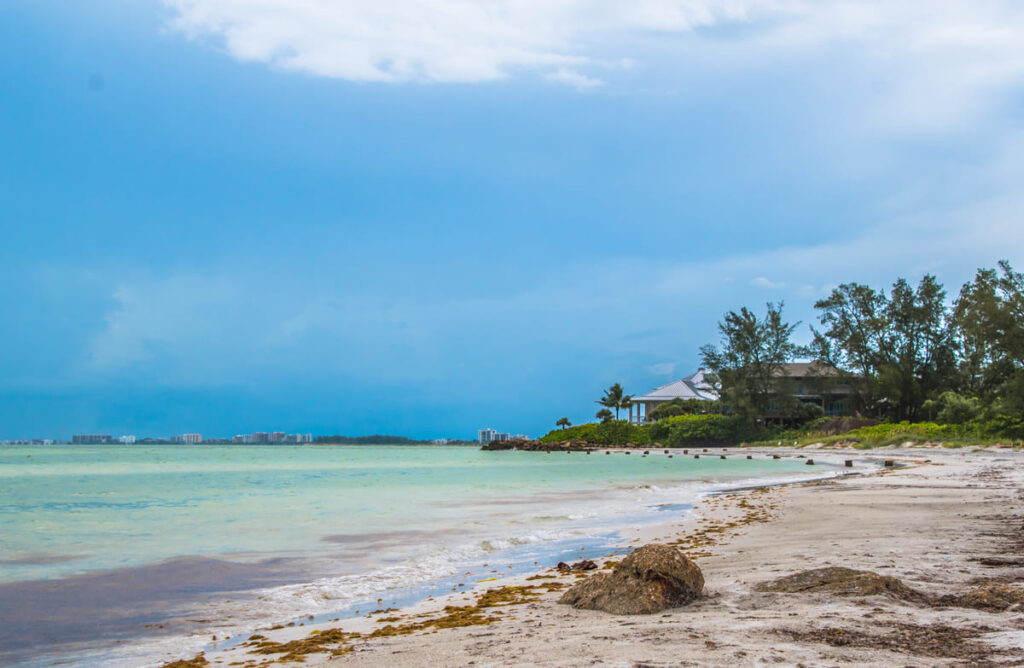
(0, 444, 844, 666)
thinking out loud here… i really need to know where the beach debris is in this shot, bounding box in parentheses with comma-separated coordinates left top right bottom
(940, 583, 1024, 611)
(976, 556, 1024, 567)
(557, 559, 598, 572)
(558, 544, 704, 614)
(884, 460, 895, 467)
(775, 621, 1004, 664)
(755, 567, 922, 602)
(845, 459, 853, 466)
(805, 459, 814, 465)
(159, 654, 208, 668)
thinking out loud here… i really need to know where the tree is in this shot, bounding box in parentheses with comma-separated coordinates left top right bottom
(809, 282, 888, 414)
(811, 275, 956, 420)
(953, 261, 1024, 412)
(595, 408, 614, 424)
(597, 383, 631, 419)
(700, 302, 801, 420)
(556, 417, 572, 430)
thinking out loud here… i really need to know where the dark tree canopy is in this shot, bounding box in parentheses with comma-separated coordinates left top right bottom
(700, 302, 801, 420)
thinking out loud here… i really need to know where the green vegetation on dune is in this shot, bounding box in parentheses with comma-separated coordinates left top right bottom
(540, 417, 1024, 449)
(540, 260, 1024, 450)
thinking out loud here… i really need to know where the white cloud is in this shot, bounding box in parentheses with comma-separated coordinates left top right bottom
(648, 362, 676, 376)
(545, 67, 603, 89)
(162, 0, 1024, 130)
(750, 276, 785, 289)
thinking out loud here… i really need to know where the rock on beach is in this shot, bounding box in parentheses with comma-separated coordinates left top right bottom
(559, 544, 704, 615)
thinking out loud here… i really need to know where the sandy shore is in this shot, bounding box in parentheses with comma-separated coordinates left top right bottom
(179, 446, 1024, 667)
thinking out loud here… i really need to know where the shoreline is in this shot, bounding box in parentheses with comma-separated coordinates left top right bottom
(4, 449, 843, 667)
(170, 445, 1024, 667)
(157, 447, 989, 667)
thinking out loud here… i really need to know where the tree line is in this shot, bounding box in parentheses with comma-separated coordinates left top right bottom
(697, 261, 1023, 429)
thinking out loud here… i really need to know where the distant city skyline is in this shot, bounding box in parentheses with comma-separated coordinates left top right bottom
(2, 1, 1023, 439)
(1, 430, 463, 445)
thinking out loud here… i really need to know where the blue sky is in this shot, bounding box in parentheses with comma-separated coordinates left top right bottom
(2, 0, 1023, 440)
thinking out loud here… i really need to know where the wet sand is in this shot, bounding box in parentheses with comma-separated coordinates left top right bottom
(187, 445, 1024, 667)
(0, 556, 301, 666)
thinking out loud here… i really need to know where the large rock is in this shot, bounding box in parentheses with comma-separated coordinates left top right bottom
(558, 544, 704, 615)
(755, 567, 921, 602)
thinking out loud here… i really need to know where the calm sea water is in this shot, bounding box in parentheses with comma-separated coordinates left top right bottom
(0, 445, 840, 666)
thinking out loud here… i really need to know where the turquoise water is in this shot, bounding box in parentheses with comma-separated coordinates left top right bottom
(0, 444, 838, 666)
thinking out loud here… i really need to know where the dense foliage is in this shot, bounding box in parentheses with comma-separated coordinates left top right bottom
(647, 398, 721, 421)
(808, 262, 1024, 426)
(539, 420, 650, 445)
(538, 414, 758, 447)
(700, 302, 802, 420)
(646, 414, 753, 446)
(544, 260, 1023, 447)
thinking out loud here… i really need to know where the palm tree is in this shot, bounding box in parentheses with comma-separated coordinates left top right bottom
(595, 408, 614, 423)
(597, 383, 630, 419)
(556, 417, 572, 430)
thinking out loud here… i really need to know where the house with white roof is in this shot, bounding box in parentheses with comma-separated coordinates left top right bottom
(629, 362, 854, 424)
(628, 369, 718, 424)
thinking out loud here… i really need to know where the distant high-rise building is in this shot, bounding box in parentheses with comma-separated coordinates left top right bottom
(118, 435, 136, 444)
(478, 428, 498, 443)
(172, 433, 202, 445)
(72, 434, 112, 444)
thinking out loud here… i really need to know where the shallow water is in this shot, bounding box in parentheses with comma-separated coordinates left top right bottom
(0, 444, 837, 666)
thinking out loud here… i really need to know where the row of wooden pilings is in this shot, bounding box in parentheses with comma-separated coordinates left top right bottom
(544, 447, 896, 469)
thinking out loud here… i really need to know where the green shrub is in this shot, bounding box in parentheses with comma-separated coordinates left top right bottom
(648, 414, 750, 446)
(538, 420, 650, 445)
(648, 398, 722, 421)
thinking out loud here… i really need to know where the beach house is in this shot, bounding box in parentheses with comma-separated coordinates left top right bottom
(630, 362, 855, 423)
(628, 369, 718, 424)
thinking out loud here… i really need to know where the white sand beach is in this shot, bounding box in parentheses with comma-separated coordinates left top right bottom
(180, 445, 1024, 667)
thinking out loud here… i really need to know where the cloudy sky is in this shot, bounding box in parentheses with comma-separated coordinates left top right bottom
(2, 0, 1023, 439)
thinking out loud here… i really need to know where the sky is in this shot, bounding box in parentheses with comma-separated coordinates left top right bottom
(2, 0, 1024, 440)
